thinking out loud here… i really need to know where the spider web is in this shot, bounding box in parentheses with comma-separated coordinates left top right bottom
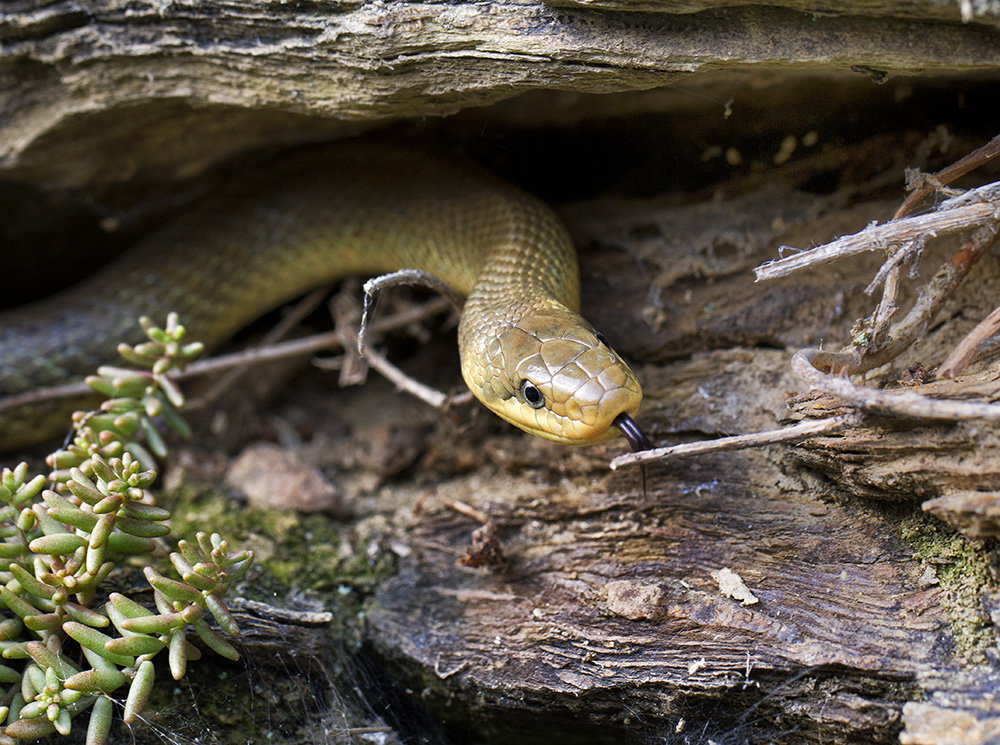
(46, 632, 456, 745)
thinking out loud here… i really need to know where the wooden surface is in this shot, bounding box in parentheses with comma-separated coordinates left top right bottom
(239, 147, 996, 742)
(367, 448, 945, 742)
(547, 0, 999, 23)
(3, 2, 1000, 742)
(3, 1, 1000, 187)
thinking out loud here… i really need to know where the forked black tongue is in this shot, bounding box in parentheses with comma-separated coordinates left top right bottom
(613, 413, 653, 496)
(613, 412, 653, 452)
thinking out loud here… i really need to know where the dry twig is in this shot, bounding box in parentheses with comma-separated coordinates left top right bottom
(938, 303, 1000, 379)
(867, 133, 1000, 351)
(359, 269, 464, 357)
(754, 135, 1000, 386)
(753, 180, 1000, 283)
(804, 225, 999, 378)
(791, 348, 1000, 420)
(360, 343, 473, 410)
(0, 296, 456, 414)
(620, 137, 1000, 470)
(609, 415, 856, 469)
(894, 133, 1000, 220)
(356, 270, 471, 410)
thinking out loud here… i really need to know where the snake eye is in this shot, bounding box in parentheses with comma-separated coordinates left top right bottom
(519, 380, 545, 409)
(595, 332, 609, 346)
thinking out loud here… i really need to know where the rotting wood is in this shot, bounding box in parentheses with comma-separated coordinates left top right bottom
(360, 149, 1000, 741)
(789, 389, 1000, 503)
(3, 3, 1000, 741)
(3, 2, 1000, 186)
(545, 0, 1000, 25)
(902, 669, 1000, 745)
(787, 374, 1000, 541)
(367, 445, 945, 743)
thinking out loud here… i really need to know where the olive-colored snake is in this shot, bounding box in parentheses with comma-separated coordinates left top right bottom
(0, 145, 648, 452)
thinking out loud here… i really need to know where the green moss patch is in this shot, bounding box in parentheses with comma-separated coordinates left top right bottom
(900, 512, 998, 664)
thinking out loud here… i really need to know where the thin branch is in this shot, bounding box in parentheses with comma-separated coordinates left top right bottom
(0, 296, 455, 414)
(361, 343, 474, 410)
(863, 134, 1000, 350)
(326, 279, 370, 387)
(781, 225, 1000, 378)
(438, 496, 492, 524)
(360, 270, 464, 357)
(345, 728, 395, 736)
(937, 302, 1000, 379)
(609, 415, 856, 470)
(350, 269, 473, 409)
(791, 347, 1000, 420)
(867, 258, 902, 350)
(753, 180, 1000, 282)
(895, 133, 1000, 219)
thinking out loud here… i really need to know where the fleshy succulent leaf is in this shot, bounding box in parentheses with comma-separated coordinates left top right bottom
(0, 316, 248, 743)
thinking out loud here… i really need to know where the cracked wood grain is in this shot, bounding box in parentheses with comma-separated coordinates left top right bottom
(3, 2, 1000, 185)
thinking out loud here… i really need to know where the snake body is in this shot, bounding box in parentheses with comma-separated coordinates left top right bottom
(0, 145, 643, 451)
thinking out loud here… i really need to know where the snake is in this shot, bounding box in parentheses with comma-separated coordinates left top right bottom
(0, 144, 649, 453)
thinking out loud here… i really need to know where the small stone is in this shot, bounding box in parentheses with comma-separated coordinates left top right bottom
(918, 565, 940, 588)
(225, 443, 342, 515)
(605, 580, 664, 621)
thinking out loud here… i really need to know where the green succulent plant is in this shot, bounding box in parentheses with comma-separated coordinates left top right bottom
(0, 314, 253, 743)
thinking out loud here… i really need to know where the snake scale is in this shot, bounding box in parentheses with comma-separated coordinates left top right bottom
(0, 144, 647, 452)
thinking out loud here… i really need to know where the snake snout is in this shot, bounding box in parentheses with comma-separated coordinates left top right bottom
(531, 338, 645, 445)
(462, 304, 645, 446)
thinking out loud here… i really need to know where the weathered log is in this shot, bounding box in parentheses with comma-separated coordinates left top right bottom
(3, 1, 1000, 186)
(3, 1, 1000, 742)
(549, 0, 999, 25)
(367, 444, 947, 742)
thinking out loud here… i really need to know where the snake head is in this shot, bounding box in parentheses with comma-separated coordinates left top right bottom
(463, 304, 643, 445)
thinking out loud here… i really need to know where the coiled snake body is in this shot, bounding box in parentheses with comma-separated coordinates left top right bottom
(0, 145, 645, 451)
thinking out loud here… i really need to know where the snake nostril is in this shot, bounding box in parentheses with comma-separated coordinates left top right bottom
(613, 412, 653, 452)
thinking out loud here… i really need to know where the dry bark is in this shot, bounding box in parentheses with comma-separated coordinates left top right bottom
(367, 446, 945, 743)
(3, 2, 1000, 743)
(3, 1, 1000, 186)
(548, 0, 1000, 24)
(790, 386, 1000, 505)
(224, 175, 999, 744)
